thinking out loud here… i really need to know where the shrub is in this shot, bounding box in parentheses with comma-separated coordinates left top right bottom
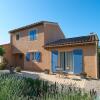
(15, 67, 21, 72)
(80, 72, 87, 78)
(0, 46, 5, 56)
(44, 69, 50, 74)
(0, 63, 6, 70)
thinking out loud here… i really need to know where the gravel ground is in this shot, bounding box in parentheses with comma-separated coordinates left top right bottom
(1, 70, 100, 98)
(20, 71, 100, 97)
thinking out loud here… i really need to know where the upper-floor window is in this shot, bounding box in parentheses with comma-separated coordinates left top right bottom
(29, 29, 37, 41)
(16, 33, 21, 40)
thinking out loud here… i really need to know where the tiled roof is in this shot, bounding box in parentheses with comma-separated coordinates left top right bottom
(45, 34, 99, 47)
(9, 21, 58, 33)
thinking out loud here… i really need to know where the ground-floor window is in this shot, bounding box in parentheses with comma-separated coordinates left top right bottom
(32, 52, 37, 61)
(26, 52, 41, 62)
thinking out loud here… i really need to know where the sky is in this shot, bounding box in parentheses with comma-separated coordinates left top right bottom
(0, 0, 100, 44)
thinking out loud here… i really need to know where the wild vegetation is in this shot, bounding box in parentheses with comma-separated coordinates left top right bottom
(0, 73, 97, 100)
(0, 46, 5, 56)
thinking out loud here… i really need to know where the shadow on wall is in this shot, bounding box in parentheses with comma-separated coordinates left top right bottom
(12, 45, 44, 72)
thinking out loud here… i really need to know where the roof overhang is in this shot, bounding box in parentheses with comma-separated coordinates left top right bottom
(9, 21, 58, 33)
(44, 42, 97, 49)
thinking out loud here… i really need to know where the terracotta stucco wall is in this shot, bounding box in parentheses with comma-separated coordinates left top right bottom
(2, 44, 12, 65)
(44, 23, 65, 44)
(47, 44, 97, 78)
(10, 23, 65, 72)
(11, 24, 46, 71)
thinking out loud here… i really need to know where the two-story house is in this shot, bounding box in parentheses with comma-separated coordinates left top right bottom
(2, 21, 99, 78)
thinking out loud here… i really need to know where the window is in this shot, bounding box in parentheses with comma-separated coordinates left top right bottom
(29, 29, 37, 40)
(16, 33, 21, 40)
(60, 52, 65, 70)
(65, 52, 73, 70)
(60, 51, 73, 71)
(32, 52, 36, 60)
(32, 52, 41, 62)
(16, 34, 19, 40)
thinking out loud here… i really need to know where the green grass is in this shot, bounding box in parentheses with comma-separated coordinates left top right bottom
(0, 73, 97, 100)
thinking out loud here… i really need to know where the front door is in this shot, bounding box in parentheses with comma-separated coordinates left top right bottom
(14, 53, 24, 68)
(73, 49, 83, 74)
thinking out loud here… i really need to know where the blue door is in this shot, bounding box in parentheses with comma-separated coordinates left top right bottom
(73, 49, 83, 74)
(51, 50, 58, 73)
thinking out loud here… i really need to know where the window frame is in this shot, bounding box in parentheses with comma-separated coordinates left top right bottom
(28, 28, 38, 41)
(16, 32, 21, 40)
(31, 51, 41, 62)
(59, 51, 73, 73)
(65, 51, 73, 70)
(32, 52, 37, 61)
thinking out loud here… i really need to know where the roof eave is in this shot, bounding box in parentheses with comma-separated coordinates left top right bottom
(44, 41, 96, 48)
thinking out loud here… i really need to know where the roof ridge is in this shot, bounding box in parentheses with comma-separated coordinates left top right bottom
(9, 21, 58, 33)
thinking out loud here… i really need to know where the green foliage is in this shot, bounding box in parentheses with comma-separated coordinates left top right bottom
(0, 46, 5, 56)
(15, 67, 21, 72)
(0, 73, 97, 100)
(0, 63, 6, 70)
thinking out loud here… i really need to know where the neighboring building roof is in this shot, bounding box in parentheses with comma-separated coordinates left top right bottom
(44, 34, 99, 48)
(0, 43, 10, 46)
(9, 21, 58, 33)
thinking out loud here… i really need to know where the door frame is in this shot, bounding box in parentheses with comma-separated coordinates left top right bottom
(59, 51, 74, 74)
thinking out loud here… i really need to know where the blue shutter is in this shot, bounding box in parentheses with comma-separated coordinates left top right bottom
(26, 52, 30, 61)
(73, 49, 83, 74)
(34, 30, 37, 39)
(29, 31, 33, 40)
(51, 50, 58, 73)
(36, 52, 41, 62)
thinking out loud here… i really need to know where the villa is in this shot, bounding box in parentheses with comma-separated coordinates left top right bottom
(1, 21, 99, 78)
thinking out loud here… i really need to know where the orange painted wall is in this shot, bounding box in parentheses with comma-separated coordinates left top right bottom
(47, 44, 98, 78)
(2, 44, 12, 65)
(10, 23, 64, 72)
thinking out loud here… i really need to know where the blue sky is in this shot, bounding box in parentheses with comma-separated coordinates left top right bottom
(0, 0, 100, 44)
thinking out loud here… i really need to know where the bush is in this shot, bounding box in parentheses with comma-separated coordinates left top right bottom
(44, 69, 50, 74)
(80, 72, 87, 78)
(0, 63, 6, 70)
(15, 67, 21, 72)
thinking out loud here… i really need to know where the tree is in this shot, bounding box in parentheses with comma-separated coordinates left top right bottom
(0, 46, 5, 56)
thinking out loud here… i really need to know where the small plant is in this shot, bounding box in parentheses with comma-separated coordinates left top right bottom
(44, 69, 50, 74)
(80, 72, 87, 78)
(15, 67, 21, 72)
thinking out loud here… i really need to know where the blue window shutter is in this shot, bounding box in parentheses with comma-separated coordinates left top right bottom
(51, 50, 58, 73)
(26, 52, 30, 61)
(36, 52, 41, 62)
(34, 30, 37, 39)
(73, 49, 83, 74)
